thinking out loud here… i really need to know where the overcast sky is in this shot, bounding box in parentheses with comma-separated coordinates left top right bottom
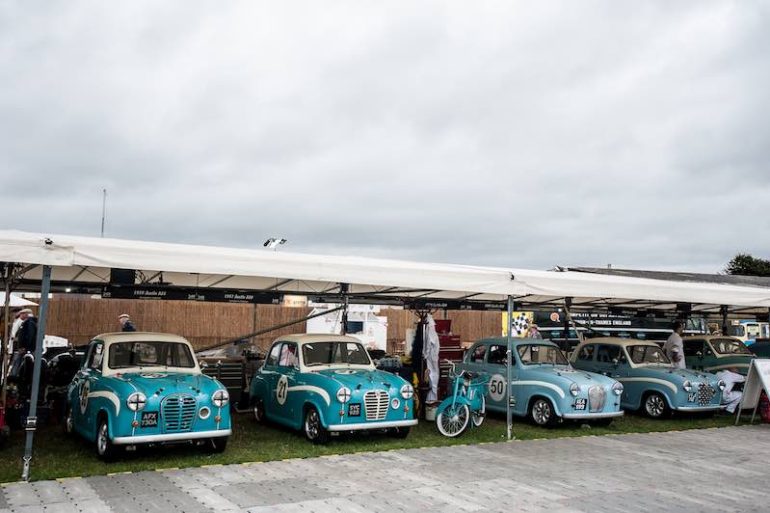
(1, 1, 768, 272)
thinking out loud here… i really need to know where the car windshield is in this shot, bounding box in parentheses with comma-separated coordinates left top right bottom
(302, 341, 372, 367)
(711, 338, 752, 355)
(108, 341, 195, 369)
(628, 345, 671, 365)
(517, 344, 568, 366)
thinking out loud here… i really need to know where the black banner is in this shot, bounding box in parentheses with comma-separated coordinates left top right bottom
(102, 285, 282, 304)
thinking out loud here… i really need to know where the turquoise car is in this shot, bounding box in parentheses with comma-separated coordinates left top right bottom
(683, 335, 754, 375)
(458, 338, 624, 426)
(249, 334, 417, 443)
(66, 332, 232, 460)
(570, 337, 725, 418)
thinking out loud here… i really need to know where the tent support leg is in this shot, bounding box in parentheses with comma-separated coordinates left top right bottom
(1, 265, 12, 406)
(506, 295, 514, 441)
(21, 264, 51, 482)
(340, 283, 349, 335)
(720, 305, 729, 337)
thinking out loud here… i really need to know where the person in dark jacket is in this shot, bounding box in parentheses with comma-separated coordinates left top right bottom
(118, 313, 137, 332)
(10, 308, 37, 376)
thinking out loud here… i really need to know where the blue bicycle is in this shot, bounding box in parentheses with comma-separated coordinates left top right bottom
(435, 361, 488, 437)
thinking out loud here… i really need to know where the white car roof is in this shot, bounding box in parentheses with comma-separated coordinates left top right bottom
(93, 332, 193, 346)
(272, 334, 364, 345)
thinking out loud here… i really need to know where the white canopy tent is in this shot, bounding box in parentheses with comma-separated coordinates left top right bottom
(0, 292, 36, 308)
(1, 230, 769, 312)
(3, 229, 770, 480)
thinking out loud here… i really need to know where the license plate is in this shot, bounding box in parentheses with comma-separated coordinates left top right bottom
(687, 392, 697, 403)
(348, 403, 361, 417)
(574, 398, 587, 411)
(141, 411, 158, 427)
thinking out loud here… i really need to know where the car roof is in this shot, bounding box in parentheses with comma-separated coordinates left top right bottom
(683, 335, 743, 342)
(475, 337, 557, 347)
(577, 337, 658, 347)
(272, 334, 364, 345)
(92, 332, 192, 345)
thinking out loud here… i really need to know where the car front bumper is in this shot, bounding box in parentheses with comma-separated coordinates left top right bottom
(327, 419, 418, 432)
(562, 411, 624, 420)
(113, 429, 232, 445)
(673, 405, 722, 412)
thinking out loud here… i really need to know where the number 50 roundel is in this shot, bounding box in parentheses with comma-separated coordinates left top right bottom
(488, 374, 506, 402)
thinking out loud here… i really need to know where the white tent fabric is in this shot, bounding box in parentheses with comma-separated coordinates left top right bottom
(0, 292, 37, 307)
(1, 230, 769, 311)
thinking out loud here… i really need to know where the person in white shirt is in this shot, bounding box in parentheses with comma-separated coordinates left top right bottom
(279, 344, 298, 367)
(716, 367, 745, 413)
(663, 321, 686, 369)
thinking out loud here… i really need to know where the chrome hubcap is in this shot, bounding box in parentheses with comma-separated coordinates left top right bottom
(305, 410, 319, 439)
(97, 424, 107, 454)
(253, 402, 262, 422)
(646, 395, 665, 417)
(533, 400, 551, 425)
(66, 410, 73, 433)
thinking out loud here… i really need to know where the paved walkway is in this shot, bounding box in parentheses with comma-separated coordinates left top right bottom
(1, 426, 768, 512)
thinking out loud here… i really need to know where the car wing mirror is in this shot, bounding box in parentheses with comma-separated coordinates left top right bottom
(612, 358, 619, 367)
(199, 361, 208, 369)
(695, 351, 703, 358)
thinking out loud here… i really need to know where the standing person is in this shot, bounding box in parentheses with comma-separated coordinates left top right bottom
(11, 308, 37, 376)
(663, 320, 686, 369)
(118, 314, 136, 332)
(526, 324, 543, 339)
(715, 367, 745, 414)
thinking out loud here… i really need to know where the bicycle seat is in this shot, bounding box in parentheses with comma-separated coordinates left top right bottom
(461, 370, 477, 379)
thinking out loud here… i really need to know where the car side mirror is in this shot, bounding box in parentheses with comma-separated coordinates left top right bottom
(612, 358, 619, 366)
(199, 361, 208, 369)
(695, 351, 703, 358)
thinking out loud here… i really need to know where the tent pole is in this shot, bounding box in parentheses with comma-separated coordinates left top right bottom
(506, 295, 513, 441)
(720, 305, 728, 336)
(563, 298, 584, 347)
(1, 265, 12, 407)
(21, 264, 51, 482)
(340, 283, 349, 335)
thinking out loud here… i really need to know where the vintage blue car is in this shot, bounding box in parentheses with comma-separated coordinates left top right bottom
(249, 334, 417, 443)
(458, 338, 624, 426)
(682, 335, 754, 375)
(66, 332, 232, 460)
(570, 337, 725, 418)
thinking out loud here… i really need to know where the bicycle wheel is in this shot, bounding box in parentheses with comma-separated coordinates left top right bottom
(436, 403, 470, 437)
(471, 396, 486, 428)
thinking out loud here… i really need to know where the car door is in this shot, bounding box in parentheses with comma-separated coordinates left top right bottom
(683, 339, 706, 370)
(72, 340, 104, 434)
(485, 343, 518, 414)
(272, 342, 300, 423)
(262, 342, 283, 418)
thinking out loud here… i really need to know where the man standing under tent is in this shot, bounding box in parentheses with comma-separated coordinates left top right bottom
(118, 313, 137, 332)
(663, 321, 686, 369)
(11, 308, 36, 377)
(423, 314, 440, 402)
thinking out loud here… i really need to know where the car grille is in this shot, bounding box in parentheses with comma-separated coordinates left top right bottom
(162, 395, 196, 433)
(364, 390, 389, 421)
(697, 383, 715, 406)
(588, 386, 606, 413)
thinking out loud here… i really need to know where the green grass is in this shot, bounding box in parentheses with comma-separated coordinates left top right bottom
(0, 412, 738, 483)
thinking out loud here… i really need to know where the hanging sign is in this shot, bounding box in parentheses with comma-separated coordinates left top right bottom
(735, 358, 770, 424)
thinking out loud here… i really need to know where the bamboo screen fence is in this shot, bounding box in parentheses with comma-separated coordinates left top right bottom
(33, 297, 505, 352)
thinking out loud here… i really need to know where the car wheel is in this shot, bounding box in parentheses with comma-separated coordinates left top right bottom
(96, 417, 116, 461)
(203, 436, 228, 453)
(643, 392, 669, 419)
(64, 406, 74, 436)
(471, 396, 486, 428)
(530, 398, 556, 427)
(436, 403, 470, 437)
(387, 427, 411, 439)
(252, 398, 266, 424)
(304, 406, 329, 444)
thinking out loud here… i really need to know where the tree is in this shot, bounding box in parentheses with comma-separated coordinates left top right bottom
(724, 253, 770, 277)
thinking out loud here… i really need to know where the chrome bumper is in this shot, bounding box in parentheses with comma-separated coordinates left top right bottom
(673, 405, 721, 412)
(327, 419, 418, 432)
(562, 411, 624, 420)
(113, 429, 231, 445)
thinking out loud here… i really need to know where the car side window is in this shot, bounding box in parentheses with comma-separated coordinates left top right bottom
(278, 343, 299, 367)
(595, 344, 620, 364)
(487, 345, 506, 365)
(469, 345, 487, 363)
(87, 342, 104, 371)
(576, 345, 595, 361)
(266, 343, 282, 366)
(683, 339, 704, 357)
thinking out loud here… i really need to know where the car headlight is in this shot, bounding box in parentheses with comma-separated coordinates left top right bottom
(212, 389, 229, 408)
(718, 380, 726, 391)
(336, 387, 352, 403)
(612, 382, 624, 396)
(569, 383, 580, 397)
(126, 392, 147, 412)
(682, 380, 692, 392)
(391, 398, 400, 410)
(400, 384, 414, 399)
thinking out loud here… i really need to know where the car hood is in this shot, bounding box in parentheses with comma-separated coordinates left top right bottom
(635, 366, 716, 383)
(524, 365, 617, 387)
(114, 371, 218, 395)
(313, 368, 407, 391)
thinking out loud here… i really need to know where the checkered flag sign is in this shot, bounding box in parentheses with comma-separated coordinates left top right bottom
(502, 312, 534, 337)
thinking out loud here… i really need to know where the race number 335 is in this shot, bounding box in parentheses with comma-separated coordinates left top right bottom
(488, 374, 507, 402)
